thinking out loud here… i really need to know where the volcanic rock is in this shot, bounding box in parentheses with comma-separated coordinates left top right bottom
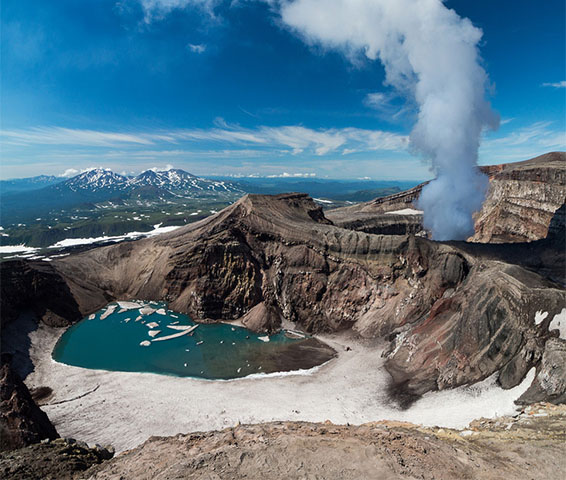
(0, 357, 59, 452)
(327, 152, 566, 243)
(472, 152, 566, 242)
(517, 338, 566, 405)
(84, 405, 566, 480)
(0, 437, 113, 480)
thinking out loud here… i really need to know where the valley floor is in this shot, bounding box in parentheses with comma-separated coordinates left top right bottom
(19, 321, 537, 453)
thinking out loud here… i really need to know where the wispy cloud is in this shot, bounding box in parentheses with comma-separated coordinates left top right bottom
(480, 121, 566, 163)
(60, 168, 80, 177)
(485, 122, 565, 148)
(1, 127, 154, 147)
(1, 124, 408, 155)
(138, 0, 219, 22)
(187, 43, 206, 54)
(265, 172, 316, 178)
(542, 81, 566, 88)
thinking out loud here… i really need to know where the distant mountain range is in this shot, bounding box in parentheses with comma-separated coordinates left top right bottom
(0, 168, 420, 228)
(0, 168, 243, 224)
(0, 175, 62, 194)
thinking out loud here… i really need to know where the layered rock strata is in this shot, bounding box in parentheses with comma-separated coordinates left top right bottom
(327, 152, 566, 243)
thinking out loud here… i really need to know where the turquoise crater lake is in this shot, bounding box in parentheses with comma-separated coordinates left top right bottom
(52, 301, 335, 380)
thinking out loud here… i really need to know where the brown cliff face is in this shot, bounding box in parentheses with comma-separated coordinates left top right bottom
(0, 261, 82, 328)
(472, 152, 566, 243)
(1, 189, 564, 404)
(327, 152, 566, 243)
(0, 359, 59, 451)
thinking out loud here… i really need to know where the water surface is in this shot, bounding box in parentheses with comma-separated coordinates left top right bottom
(53, 301, 334, 379)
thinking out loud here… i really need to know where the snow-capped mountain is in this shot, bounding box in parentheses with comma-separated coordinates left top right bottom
(55, 167, 242, 196)
(63, 169, 130, 193)
(130, 168, 243, 194)
(0, 167, 246, 224)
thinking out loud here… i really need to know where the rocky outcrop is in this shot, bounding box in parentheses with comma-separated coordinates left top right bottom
(0, 358, 59, 451)
(327, 152, 566, 243)
(328, 210, 424, 236)
(0, 437, 114, 480)
(84, 404, 566, 480)
(471, 152, 566, 243)
(0, 260, 82, 328)
(517, 338, 566, 405)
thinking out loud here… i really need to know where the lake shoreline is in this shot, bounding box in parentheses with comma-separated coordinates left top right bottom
(51, 301, 337, 380)
(23, 320, 533, 453)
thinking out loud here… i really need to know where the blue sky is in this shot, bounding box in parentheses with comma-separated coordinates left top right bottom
(1, 0, 564, 180)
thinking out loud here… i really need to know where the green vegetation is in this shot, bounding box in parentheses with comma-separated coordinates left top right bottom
(0, 197, 237, 249)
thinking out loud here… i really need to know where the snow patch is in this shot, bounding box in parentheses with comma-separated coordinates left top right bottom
(0, 245, 40, 254)
(534, 310, 548, 325)
(47, 224, 182, 248)
(100, 305, 117, 320)
(385, 208, 423, 215)
(549, 308, 566, 339)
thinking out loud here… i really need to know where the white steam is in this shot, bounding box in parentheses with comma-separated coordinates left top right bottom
(277, 0, 499, 240)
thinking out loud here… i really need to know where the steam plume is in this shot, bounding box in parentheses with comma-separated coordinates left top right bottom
(277, 0, 499, 240)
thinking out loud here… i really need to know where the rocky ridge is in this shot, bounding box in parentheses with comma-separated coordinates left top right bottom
(80, 403, 564, 480)
(327, 151, 566, 243)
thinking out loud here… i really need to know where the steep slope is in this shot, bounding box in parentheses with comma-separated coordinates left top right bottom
(0, 359, 59, 451)
(327, 152, 566, 243)
(471, 152, 566, 242)
(2, 192, 564, 403)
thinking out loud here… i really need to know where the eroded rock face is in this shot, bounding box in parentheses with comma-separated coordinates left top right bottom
(472, 152, 566, 243)
(327, 152, 566, 243)
(0, 261, 81, 328)
(0, 359, 59, 452)
(517, 338, 566, 405)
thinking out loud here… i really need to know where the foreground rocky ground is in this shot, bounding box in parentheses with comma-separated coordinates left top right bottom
(1, 403, 563, 480)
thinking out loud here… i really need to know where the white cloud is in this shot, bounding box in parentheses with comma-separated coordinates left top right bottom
(1, 127, 154, 147)
(187, 43, 206, 53)
(59, 168, 79, 177)
(173, 123, 408, 154)
(542, 81, 566, 88)
(1, 124, 409, 175)
(265, 172, 316, 178)
(363, 92, 391, 110)
(480, 121, 566, 163)
(2, 123, 407, 155)
(485, 122, 565, 148)
(138, 0, 219, 22)
(148, 163, 175, 171)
